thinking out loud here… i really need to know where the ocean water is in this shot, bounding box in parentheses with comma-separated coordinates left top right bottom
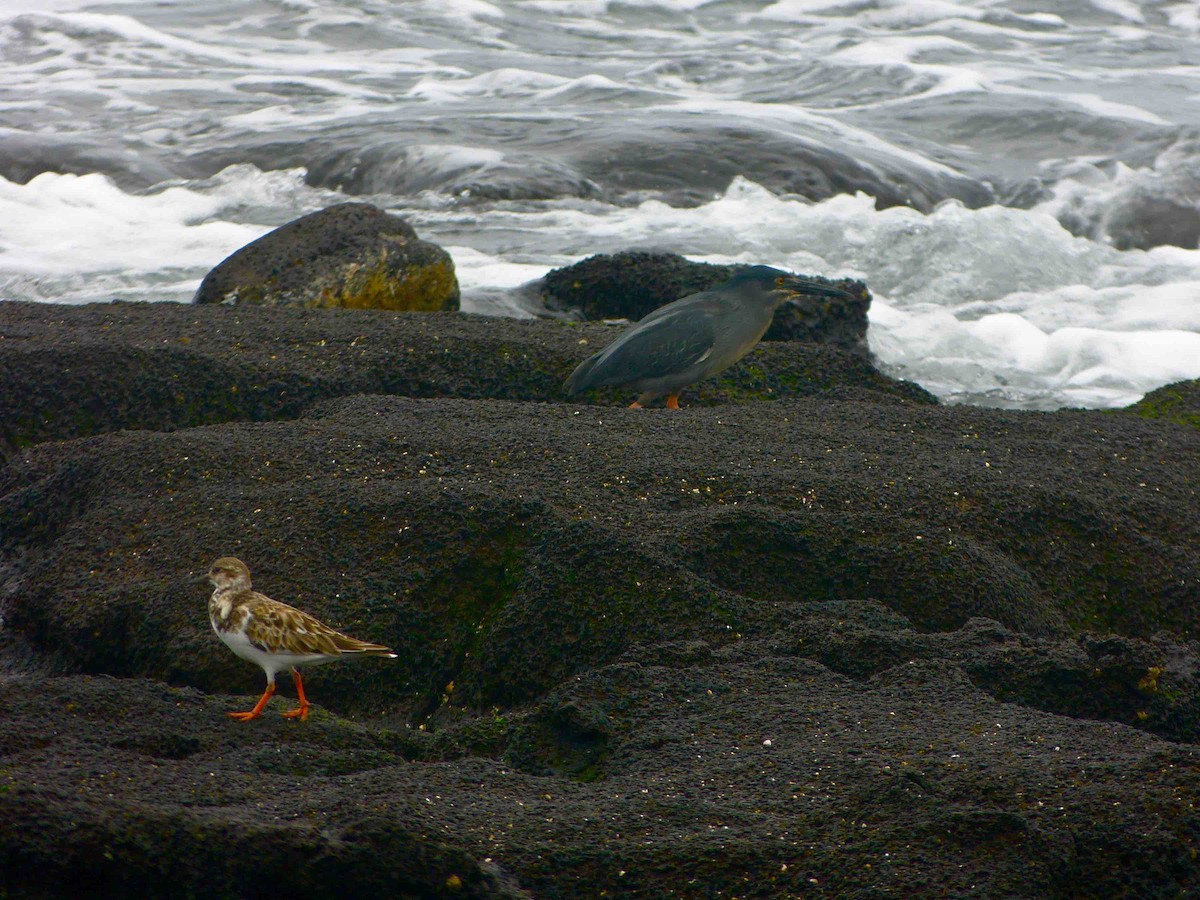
(2, 0, 1199, 409)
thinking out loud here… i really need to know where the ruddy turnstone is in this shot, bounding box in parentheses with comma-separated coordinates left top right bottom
(205, 556, 396, 722)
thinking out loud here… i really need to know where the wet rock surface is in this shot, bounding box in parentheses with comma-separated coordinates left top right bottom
(193, 203, 460, 312)
(0, 302, 1197, 898)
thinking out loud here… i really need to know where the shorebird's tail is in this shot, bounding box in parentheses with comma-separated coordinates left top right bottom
(355, 646, 398, 658)
(334, 634, 398, 658)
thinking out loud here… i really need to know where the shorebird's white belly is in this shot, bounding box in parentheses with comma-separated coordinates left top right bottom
(214, 622, 333, 679)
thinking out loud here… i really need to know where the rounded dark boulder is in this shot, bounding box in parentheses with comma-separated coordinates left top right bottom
(193, 202, 460, 311)
(540, 250, 868, 350)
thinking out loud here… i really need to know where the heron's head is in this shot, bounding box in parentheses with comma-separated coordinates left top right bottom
(206, 557, 252, 592)
(723, 265, 854, 306)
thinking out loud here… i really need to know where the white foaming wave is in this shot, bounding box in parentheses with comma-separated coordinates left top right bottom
(0, 172, 255, 275)
(852, 0, 986, 28)
(960, 282, 1200, 333)
(409, 69, 669, 112)
(450, 246, 551, 293)
(449, 246, 557, 317)
(536, 73, 658, 100)
(746, 0, 1196, 139)
(759, 0, 983, 24)
(1052, 92, 1169, 127)
(229, 75, 393, 102)
(407, 68, 569, 102)
(797, 26, 1169, 126)
(17, 11, 449, 76)
(407, 145, 507, 171)
(1164, 3, 1200, 31)
(826, 34, 978, 65)
(391, 144, 527, 190)
(422, 0, 505, 20)
(0, 0, 144, 13)
(0, 167, 319, 304)
(664, 98, 965, 177)
(1089, 0, 1144, 23)
(513, 0, 611, 12)
(757, 0, 860, 16)
(221, 99, 381, 131)
(515, 0, 720, 10)
(824, 35, 987, 103)
(871, 302, 1200, 408)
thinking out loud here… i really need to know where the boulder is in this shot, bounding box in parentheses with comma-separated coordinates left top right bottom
(193, 203, 459, 311)
(541, 251, 869, 350)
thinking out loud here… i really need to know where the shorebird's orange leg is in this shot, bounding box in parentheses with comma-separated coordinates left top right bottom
(281, 669, 311, 721)
(628, 400, 643, 408)
(665, 395, 681, 410)
(228, 682, 275, 721)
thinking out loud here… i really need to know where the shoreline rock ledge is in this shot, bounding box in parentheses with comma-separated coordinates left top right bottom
(193, 202, 460, 312)
(0, 301, 1198, 899)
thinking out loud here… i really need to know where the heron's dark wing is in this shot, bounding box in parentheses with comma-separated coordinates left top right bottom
(571, 305, 716, 390)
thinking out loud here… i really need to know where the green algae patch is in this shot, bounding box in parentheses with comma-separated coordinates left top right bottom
(1124, 379, 1200, 431)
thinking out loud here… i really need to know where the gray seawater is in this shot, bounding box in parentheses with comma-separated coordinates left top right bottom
(1, 0, 1199, 408)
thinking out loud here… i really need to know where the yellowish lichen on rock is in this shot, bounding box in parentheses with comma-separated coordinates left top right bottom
(317, 249, 459, 312)
(1137, 665, 1165, 692)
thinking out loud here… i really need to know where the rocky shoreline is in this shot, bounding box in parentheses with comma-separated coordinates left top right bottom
(1, 300, 1197, 898)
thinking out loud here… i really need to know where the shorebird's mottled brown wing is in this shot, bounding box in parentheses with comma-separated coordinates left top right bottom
(243, 593, 395, 657)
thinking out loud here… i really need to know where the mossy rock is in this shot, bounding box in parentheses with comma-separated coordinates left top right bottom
(1124, 378, 1200, 431)
(194, 202, 459, 311)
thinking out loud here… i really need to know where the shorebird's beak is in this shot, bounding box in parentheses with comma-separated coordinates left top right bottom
(781, 275, 854, 299)
(189, 572, 210, 585)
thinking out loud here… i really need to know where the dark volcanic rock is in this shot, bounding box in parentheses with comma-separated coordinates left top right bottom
(542, 251, 870, 349)
(1106, 189, 1200, 251)
(1, 302, 1198, 897)
(0, 676, 531, 900)
(193, 203, 460, 311)
(0, 301, 927, 447)
(542, 251, 739, 322)
(1, 644, 1197, 898)
(1053, 140, 1200, 251)
(1103, 139, 1200, 251)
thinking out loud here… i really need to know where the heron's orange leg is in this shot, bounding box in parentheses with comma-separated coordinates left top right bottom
(665, 395, 681, 410)
(228, 682, 275, 721)
(281, 669, 311, 721)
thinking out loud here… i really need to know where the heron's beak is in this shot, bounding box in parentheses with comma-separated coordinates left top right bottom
(781, 276, 854, 299)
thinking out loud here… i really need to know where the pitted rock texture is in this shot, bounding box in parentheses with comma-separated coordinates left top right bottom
(0, 302, 1197, 898)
